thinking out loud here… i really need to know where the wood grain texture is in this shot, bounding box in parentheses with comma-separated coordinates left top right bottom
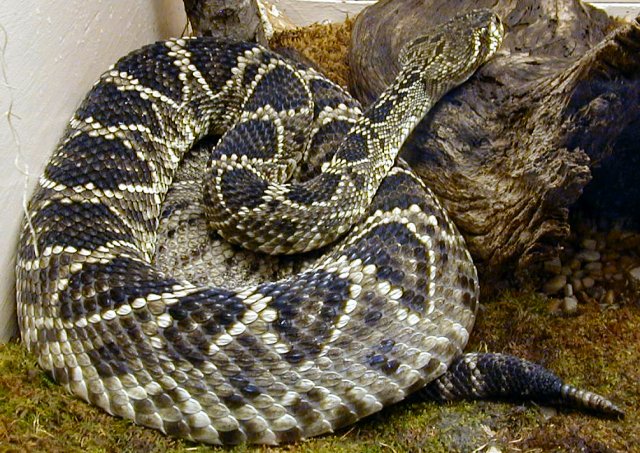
(349, 0, 640, 283)
(184, 0, 269, 44)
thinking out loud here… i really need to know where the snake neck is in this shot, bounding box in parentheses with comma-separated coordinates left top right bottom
(330, 64, 445, 194)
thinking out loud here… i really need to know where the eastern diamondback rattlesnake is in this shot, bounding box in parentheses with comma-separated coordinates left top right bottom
(16, 10, 621, 445)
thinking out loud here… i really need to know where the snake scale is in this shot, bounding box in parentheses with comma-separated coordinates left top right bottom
(16, 10, 622, 445)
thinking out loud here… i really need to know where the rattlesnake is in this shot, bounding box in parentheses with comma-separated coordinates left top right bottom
(16, 10, 621, 445)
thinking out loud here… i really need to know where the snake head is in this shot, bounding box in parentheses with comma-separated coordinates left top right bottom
(398, 9, 504, 90)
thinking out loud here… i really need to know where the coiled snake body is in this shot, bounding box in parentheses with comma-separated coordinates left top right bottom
(16, 10, 621, 445)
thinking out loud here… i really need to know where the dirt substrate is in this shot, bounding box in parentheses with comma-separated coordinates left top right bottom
(1, 20, 638, 453)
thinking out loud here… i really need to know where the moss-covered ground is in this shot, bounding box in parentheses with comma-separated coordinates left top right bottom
(2, 288, 637, 452)
(2, 19, 638, 453)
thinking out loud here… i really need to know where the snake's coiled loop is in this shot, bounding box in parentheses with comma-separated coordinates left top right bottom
(17, 10, 503, 444)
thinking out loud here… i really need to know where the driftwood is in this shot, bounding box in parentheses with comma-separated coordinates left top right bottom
(349, 0, 640, 283)
(183, 0, 270, 44)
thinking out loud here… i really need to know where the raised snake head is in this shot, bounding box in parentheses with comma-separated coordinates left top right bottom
(398, 9, 504, 92)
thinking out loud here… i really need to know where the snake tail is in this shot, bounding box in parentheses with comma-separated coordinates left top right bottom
(420, 353, 624, 418)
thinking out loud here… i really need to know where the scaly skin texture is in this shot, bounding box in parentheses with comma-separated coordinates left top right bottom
(203, 10, 504, 254)
(15, 8, 624, 445)
(15, 11, 513, 445)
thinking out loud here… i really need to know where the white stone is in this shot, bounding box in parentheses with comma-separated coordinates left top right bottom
(562, 296, 578, 314)
(564, 283, 573, 297)
(628, 266, 640, 284)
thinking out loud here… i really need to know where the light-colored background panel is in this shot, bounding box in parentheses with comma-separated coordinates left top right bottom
(592, 2, 640, 17)
(0, 0, 187, 341)
(273, 0, 639, 25)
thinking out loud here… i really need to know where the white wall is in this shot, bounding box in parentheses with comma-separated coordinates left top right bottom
(0, 0, 187, 341)
(0, 1, 638, 341)
(272, 0, 640, 25)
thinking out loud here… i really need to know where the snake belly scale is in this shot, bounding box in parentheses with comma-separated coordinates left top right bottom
(16, 11, 504, 444)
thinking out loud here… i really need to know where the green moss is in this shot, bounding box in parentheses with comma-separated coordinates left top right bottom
(468, 289, 640, 452)
(0, 340, 500, 451)
(3, 286, 638, 452)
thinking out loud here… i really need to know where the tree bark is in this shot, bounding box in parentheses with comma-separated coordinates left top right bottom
(348, 0, 640, 282)
(184, 0, 270, 45)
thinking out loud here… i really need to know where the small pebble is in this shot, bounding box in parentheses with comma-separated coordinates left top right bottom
(622, 233, 640, 248)
(627, 266, 640, 285)
(564, 283, 573, 297)
(619, 255, 634, 268)
(588, 270, 603, 280)
(576, 250, 601, 262)
(604, 289, 616, 306)
(585, 262, 603, 272)
(582, 277, 595, 288)
(562, 296, 578, 314)
(581, 238, 597, 251)
(571, 277, 583, 292)
(540, 226, 638, 311)
(543, 275, 567, 295)
(543, 257, 563, 274)
(620, 231, 635, 240)
(568, 258, 581, 271)
(589, 286, 606, 301)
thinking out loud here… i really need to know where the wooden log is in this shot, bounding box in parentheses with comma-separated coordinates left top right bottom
(348, 0, 640, 283)
(183, 0, 270, 44)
